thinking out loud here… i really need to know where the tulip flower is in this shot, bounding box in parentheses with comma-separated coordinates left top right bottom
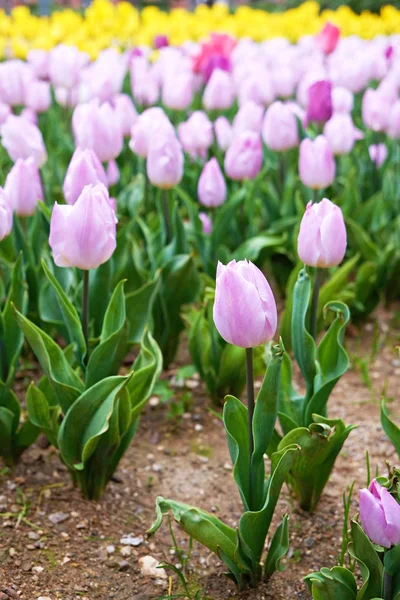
(298, 198, 346, 268)
(0, 103, 11, 126)
(106, 160, 120, 187)
(387, 100, 400, 139)
(72, 100, 123, 164)
(198, 158, 226, 208)
(27, 49, 49, 80)
(129, 107, 174, 158)
(199, 212, 212, 235)
(324, 113, 363, 155)
(369, 143, 388, 168)
(25, 80, 51, 114)
(214, 116, 233, 151)
(48, 44, 89, 90)
(271, 65, 296, 99)
(147, 133, 184, 190)
(49, 183, 117, 270)
(0, 60, 33, 107)
(299, 136, 335, 190)
(203, 68, 235, 111)
(1, 115, 47, 167)
(131, 70, 160, 107)
(20, 108, 38, 126)
(307, 80, 333, 123)
(362, 88, 390, 133)
(81, 48, 127, 104)
(331, 87, 354, 114)
(237, 71, 274, 107)
(233, 101, 264, 136)
(316, 22, 340, 55)
(178, 111, 213, 159)
(213, 259, 277, 348)
(113, 94, 137, 137)
(262, 101, 299, 151)
(63, 148, 108, 206)
(224, 131, 263, 181)
(0, 188, 13, 241)
(162, 73, 194, 111)
(4, 158, 43, 217)
(154, 35, 169, 50)
(359, 480, 400, 548)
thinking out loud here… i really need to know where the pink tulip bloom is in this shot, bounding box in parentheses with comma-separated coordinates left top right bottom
(1, 115, 47, 167)
(0, 60, 33, 107)
(237, 72, 274, 108)
(262, 101, 299, 152)
(4, 158, 43, 217)
(299, 136, 335, 190)
(387, 100, 400, 139)
(20, 108, 38, 126)
(224, 131, 263, 181)
(271, 65, 296, 99)
(316, 22, 340, 55)
(233, 101, 264, 136)
(106, 160, 120, 187)
(131, 70, 160, 107)
(49, 183, 117, 270)
(129, 107, 174, 158)
(162, 73, 194, 111)
(324, 113, 363, 155)
(0, 103, 11, 126)
(27, 49, 49, 80)
(178, 111, 213, 159)
(25, 80, 51, 114)
(63, 147, 108, 206)
(81, 48, 127, 103)
(298, 198, 346, 268)
(72, 100, 123, 163)
(307, 80, 333, 123)
(213, 259, 277, 348)
(362, 88, 391, 132)
(198, 158, 226, 208)
(199, 212, 212, 235)
(48, 44, 89, 90)
(214, 116, 233, 152)
(0, 188, 13, 241)
(203, 68, 235, 112)
(332, 87, 354, 114)
(369, 144, 388, 168)
(147, 133, 184, 189)
(360, 480, 400, 548)
(113, 94, 138, 137)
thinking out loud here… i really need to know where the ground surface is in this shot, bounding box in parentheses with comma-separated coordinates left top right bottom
(0, 306, 399, 600)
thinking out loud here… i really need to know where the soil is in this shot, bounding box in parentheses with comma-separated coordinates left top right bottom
(0, 305, 399, 600)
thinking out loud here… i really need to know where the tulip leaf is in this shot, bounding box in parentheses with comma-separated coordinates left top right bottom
(381, 400, 400, 459)
(128, 329, 163, 421)
(0, 407, 14, 463)
(233, 234, 286, 263)
(305, 566, 358, 599)
(26, 382, 59, 447)
(89, 260, 113, 338)
(317, 254, 359, 323)
(125, 271, 160, 344)
(223, 395, 251, 511)
(264, 514, 289, 577)
(291, 268, 316, 393)
(348, 520, 383, 599)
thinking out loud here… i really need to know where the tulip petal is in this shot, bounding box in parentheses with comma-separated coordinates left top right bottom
(359, 489, 392, 548)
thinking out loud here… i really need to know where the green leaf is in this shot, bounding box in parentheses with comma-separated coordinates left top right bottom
(348, 520, 383, 599)
(304, 566, 358, 599)
(318, 255, 359, 323)
(128, 329, 163, 422)
(26, 382, 59, 447)
(0, 406, 14, 462)
(381, 400, 400, 458)
(89, 261, 113, 337)
(264, 514, 289, 577)
(223, 395, 251, 511)
(125, 271, 160, 344)
(291, 268, 316, 389)
(233, 234, 286, 263)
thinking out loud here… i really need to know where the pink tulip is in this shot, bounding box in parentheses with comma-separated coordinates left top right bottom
(27, 50, 49, 80)
(199, 212, 212, 235)
(25, 80, 51, 113)
(48, 44, 89, 90)
(224, 131, 263, 181)
(49, 183, 117, 270)
(131, 70, 160, 107)
(232, 101, 264, 136)
(213, 259, 277, 348)
(387, 100, 400, 139)
(297, 198, 346, 268)
(147, 133, 183, 189)
(0, 188, 13, 241)
(203, 69, 235, 111)
(316, 22, 340, 55)
(237, 72, 274, 108)
(178, 111, 213, 159)
(332, 87, 354, 114)
(20, 108, 38, 126)
(154, 35, 169, 50)
(63, 147, 108, 206)
(106, 160, 120, 187)
(81, 48, 127, 103)
(1, 115, 47, 167)
(4, 158, 43, 217)
(362, 88, 391, 132)
(214, 116, 233, 151)
(129, 107, 174, 158)
(54, 86, 79, 109)
(369, 144, 388, 168)
(359, 480, 400, 548)
(262, 101, 299, 152)
(0, 103, 11, 125)
(72, 100, 123, 163)
(0, 60, 33, 107)
(307, 80, 333, 123)
(162, 73, 194, 111)
(324, 114, 363, 155)
(271, 65, 296, 99)
(299, 136, 335, 190)
(113, 93, 138, 137)
(198, 158, 226, 208)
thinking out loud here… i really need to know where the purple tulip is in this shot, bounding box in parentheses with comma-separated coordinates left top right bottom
(25, 80, 51, 114)
(224, 131, 263, 181)
(0, 188, 13, 241)
(233, 101, 264, 136)
(203, 69, 235, 112)
(1, 115, 47, 167)
(4, 158, 43, 217)
(63, 148, 108, 206)
(198, 158, 226, 208)
(359, 479, 400, 548)
(262, 101, 299, 152)
(147, 133, 184, 189)
(369, 143, 388, 168)
(72, 100, 123, 163)
(113, 94, 138, 137)
(213, 259, 277, 348)
(362, 88, 391, 132)
(299, 136, 335, 190)
(324, 113, 363, 155)
(178, 111, 213, 159)
(49, 183, 117, 270)
(297, 198, 346, 268)
(129, 107, 174, 158)
(154, 35, 169, 50)
(214, 116, 233, 151)
(199, 212, 212, 235)
(307, 80, 333, 124)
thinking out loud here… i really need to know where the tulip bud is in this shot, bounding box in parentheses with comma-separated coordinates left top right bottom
(72, 100, 123, 163)
(262, 101, 299, 152)
(299, 136, 335, 190)
(213, 259, 277, 348)
(198, 158, 226, 208)
(199, 212, 212, 235)
(162, 73, 194, 111)
(129, 107, 174, 158)
(154, 35, 169, 50)
(369, 143, 388, 168)
(324, 113, 363, 155)
(359, 480, 400, 548)
(25, 80, 51, 114)
(297, 198, 346, 268)
(214, 116, 233, 151)
(0, 188, 13, 241)
(203, 69, 235, 112)
(4, 158, 43, 217)
(1, 115, 47, 167)
(147, 133, 184, 189)
(362, 88, 390, 133)
(113, 94, 138, 137)
(332, 87, 354, 114)
(49, 183, 117, 270)
(63, 148, 108, 206)
(178, 111, 213, 159)
(316, 22, 340, 55)
(224, 131, 263, 181)
(307, 80, 333, 124)
(232, 101, 264, 136)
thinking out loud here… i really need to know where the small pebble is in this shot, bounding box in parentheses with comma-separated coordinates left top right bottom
(32, 566, 44, 574)
(120, 533, 143, 547)
(48, 512, 69, 525)
(107, 545, 115, 555)
(152, 463, 162, 473)
(139, 555, 167, 579)
(120, 546, 132, 557)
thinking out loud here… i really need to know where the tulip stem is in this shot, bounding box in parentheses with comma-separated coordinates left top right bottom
(310, 268, 322, 341)
(82, 270, 90, 364)
(246, 347, 255, 509)
(162, 189, 172, 244)
(384, 571, 392, 600)
(312, 188, 319, 204)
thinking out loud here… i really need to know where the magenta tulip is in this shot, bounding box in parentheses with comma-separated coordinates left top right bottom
(154, 35, 169, 50)
(199, 212, 212, 235)
(198, 158, 226, 208)
(49, 183, 117, 270)
(214, 116, 233, 151)
(297, 198, 346, 268)
(129, 107, 174, 158)
(224, 131, 263, 181)
(307, 80, 333, 124)
(0, 188, 13, 241)
(147, 133, 183, 189)
(178, 111, 213, 159)
(4, 158, 43, 217)
(359, 480, 400, 548)
(262, 101, 299, 152)
(63, 148, 108, 206)
(203, 69, 235, 112)
(213, 259, 277, 348)
(299, 136, 335, 190)
(316, 22, 340, 55)
(1, 115, 47, 167)
(369, 143, 388, 168)
(72, 100, 123, 163)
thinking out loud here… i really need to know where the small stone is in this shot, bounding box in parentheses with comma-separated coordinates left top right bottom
(223, 462, 232, 471)
(0, 593, 9, 600)
(76, 521, 87, 530)
(106, 545, 115, 555)
(70, 511, 79, 518)
(194, 424, 203, 432)
(120, 533, 144, 546)
(28, 531, 40, 541)
(27, 544, 36, 551)
(22, 560, 32, 572)
(305, 537, 314, 548)
(152, 463, 162, 473)
(185, 379, 199, 389)
(62, 556, 71, 565)
(139, 555, 167, 579)
(38, 597, 52, 600)
(48, 511, 69, 525)
(9, 547, 16, 557)
(32, 566, 44, 574)
(60, 532, 69, 539)
(120, 546, 132, 557)
(108, 559, 130, 571)
(149, 396, 160, 408)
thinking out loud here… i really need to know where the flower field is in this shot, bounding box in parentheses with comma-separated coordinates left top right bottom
(0, 2, 400, 599)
